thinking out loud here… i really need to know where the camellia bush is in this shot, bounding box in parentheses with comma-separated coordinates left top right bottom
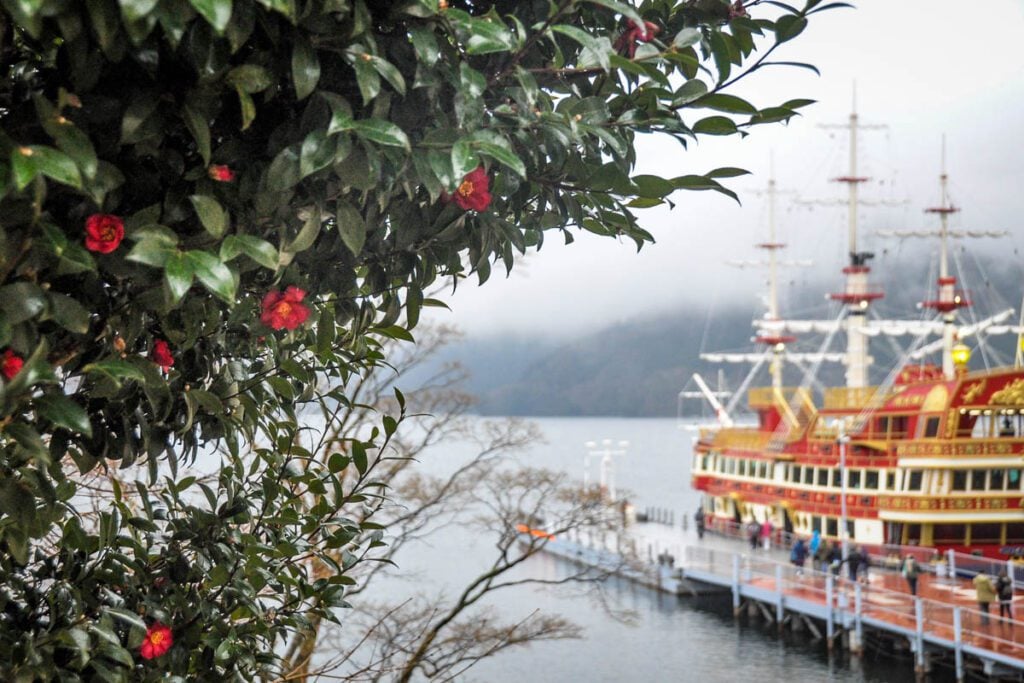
(0, 0, 844, 679)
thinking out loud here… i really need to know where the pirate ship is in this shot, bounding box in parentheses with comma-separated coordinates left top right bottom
(690, 107, 1024, 558)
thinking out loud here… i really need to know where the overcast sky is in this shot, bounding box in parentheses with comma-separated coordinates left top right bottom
(426, 0, 1024, 341)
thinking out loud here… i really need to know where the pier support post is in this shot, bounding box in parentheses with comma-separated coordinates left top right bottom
(914, 598, 926, 674)
(825, 574, 835, 648)
(850, 582, 863, 656)
(953, 606, 964, 682)
(732, 553, 741, 615)
(775, 565, 785, 629)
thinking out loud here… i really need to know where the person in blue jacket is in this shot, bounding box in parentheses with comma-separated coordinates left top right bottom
(809, 530, 821, 570)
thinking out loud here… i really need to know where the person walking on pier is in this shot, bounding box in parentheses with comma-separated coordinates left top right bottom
(855, 546, 870, 584)
(694, 508, 705, 540)
(809, 530, 821, 570)
(748, 520, 761, 551)
(790, 538, 808, 575)
(843, 544, 860, 581)
(902, 556, 921, 596)
(996, 569, 1014, 622)
(761, 518, 773, 551)
(974, 571, 997, 625)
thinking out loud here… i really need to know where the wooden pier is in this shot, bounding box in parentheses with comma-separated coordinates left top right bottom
(539, 529, 1024, 681)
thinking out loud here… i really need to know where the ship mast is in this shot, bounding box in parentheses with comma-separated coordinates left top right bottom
(757, 155, 792, 391)
(824, 87, 885, 388)
(921, 136, 968, 379)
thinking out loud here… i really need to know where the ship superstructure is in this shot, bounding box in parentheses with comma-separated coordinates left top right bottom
(691, 109, 1024, 558)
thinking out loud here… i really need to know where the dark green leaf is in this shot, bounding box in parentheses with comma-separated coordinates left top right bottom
(693, 116, 738, 135)
(190, 195, 229, 238)
(220, 235, 278, 270)
(35, 394, 92, 436)
(164, 251, 193, 303)
(674, 79, 708, 107)
(48, 293, 91, 334)
(775, 15, 808, 43)
(226, 64, 273, 93)
(0, 282, 46, 324)
(185, 250, 236, 302)
(336, 201, 366, 256)
(292, 35, 321, 100)
(351, 119, 410, 151)
(188, 0, 232, 31)
(695, 93, 757, 114)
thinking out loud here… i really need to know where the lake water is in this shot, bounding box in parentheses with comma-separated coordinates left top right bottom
(388, 416, 952, 682)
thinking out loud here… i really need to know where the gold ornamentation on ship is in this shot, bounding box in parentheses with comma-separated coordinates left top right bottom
(990, 378, 1024, 406)
(963, 379, 986, 404)
(922, 385, 949, 412)
(945, 408, 958, 438)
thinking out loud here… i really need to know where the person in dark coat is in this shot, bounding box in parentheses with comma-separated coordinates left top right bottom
(846, 546, 860, 582)
(902, 556, 921, 596)
(827, 543, 842, 576)
(996, 569, 1014, 621)
(790, 538, 808, 575)
(856, 546, 871, 583)
(695, 508, 705, 540)
(748, 520, 761, 550)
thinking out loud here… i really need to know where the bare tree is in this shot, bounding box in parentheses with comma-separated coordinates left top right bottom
(279, 326, 623, 682)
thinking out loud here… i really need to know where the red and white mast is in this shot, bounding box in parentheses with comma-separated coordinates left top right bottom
(753, 158, 795, 390)
(920, 137, 969, 378)
(823, 89, 884, 388)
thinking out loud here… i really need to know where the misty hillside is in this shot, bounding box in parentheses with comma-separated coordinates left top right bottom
(435, 253, 1024, 417)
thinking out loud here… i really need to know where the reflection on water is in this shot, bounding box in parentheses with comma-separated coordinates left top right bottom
(373, 417, 955, 682)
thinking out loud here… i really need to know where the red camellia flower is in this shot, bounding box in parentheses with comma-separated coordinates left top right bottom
(140, 623, 173, 660)
(1, 349, 23, 381)
(150, 339, 174, 371)
(614, 19, 661, 59)
(452, 166, 492, 212)
(208, 164, 235, 182)
(261, 286, 311, 331)
(84, 213, 125, 254)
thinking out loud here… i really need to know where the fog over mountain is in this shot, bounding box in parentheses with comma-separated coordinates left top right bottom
(427, 253, 1024, 417)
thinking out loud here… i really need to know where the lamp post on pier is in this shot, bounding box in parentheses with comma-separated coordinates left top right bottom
(838, 422, 851, 564)
(584, 439, 629, 502)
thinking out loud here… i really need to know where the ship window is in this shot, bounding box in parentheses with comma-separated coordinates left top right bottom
(923, 416, 940, 438)
(1007, 523, 1024, 543)
(952, 470, 968, 491)
(905, 523, 921, 544)
(738, 460, 747, 476)
(826, 517, 838, 537)
(891, 416, 909, 439)
(1010, 469, 1022, 489)
(849, 470, 861, 489)
(817, 468, 828, 486)
(971, 470, 986, 491)
(992, 469, 1006, 491)
(803, 467, 813, 485)
(846, 519, 854, 540)
(972, 415, 994, 439)
(907, 470, 923, 491)
(934, 524, 965, 543)
(886, 472, 896, 490)
(761, 462, 769, 479)
(811, 516, 822, 533)
(832, 468, 841, 487)
(865, 470, 879, 489)
(971, 523, 1002, 543)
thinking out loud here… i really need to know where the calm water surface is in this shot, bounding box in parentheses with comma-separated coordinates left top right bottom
(392, 416, 952, 682)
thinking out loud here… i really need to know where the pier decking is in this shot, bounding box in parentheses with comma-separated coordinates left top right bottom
(539, 525, 1024, 681)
